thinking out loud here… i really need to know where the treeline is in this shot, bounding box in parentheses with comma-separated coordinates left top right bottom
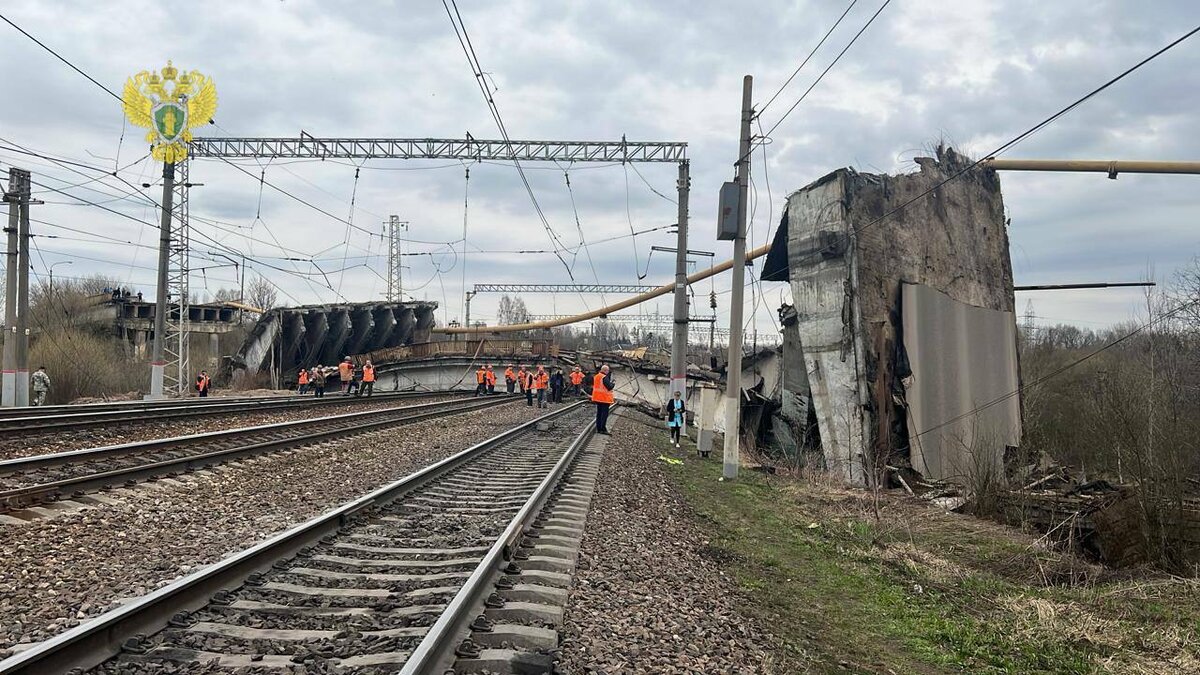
(1019, 276, 1200, 568)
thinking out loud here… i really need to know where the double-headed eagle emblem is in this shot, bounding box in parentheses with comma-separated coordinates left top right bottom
(122, 61, 217, 164)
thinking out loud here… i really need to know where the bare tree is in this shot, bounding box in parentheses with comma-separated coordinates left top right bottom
(246, 275, 278, 311)
(497, 294, 529, 325)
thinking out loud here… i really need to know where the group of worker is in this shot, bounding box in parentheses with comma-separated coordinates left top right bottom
(474, 364, 590, 409)
(472, 362, 615, 434)
(296, 357, 376, 398)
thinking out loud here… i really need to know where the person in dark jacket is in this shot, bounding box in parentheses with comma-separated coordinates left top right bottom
(665, 390, 686, 447)
(549, 369, 565, 404)
(311, 367, 327, 397)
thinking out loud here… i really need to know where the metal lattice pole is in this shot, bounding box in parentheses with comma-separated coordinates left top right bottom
(386, 215, 404, 302)
(164, 160, 190, 395)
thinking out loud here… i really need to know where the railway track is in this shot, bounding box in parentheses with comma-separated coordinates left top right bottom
(0, 402, 602, 674)
(0, 389, 469, 434)
(0, 395, 517, 512)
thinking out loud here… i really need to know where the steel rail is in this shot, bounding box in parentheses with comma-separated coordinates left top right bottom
(0, 396, 517, 509)
(0, 389, 469, 431)
(400, 403, 596, 673)
(0, 401, 587, 675)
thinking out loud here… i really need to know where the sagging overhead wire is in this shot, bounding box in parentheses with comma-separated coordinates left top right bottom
(441, 0, 575, 278)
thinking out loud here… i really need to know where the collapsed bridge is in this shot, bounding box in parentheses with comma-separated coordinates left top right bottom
(233, 301, 437, 380)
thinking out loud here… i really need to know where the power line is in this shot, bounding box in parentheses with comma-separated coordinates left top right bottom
(758, 0, 893, 142)
(757, 0, 859, 117)
(824, 23, 1200, 262)
(0, 13, 121, 102)
(441, 0, 575, 278)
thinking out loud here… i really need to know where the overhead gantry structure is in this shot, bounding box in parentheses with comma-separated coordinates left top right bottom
(175, 133, 689, 393)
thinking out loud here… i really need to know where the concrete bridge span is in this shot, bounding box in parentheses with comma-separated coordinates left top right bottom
(233, 301, 436, 381)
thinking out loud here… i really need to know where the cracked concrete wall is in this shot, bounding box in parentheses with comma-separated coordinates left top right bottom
(783, 147, 1015, 485)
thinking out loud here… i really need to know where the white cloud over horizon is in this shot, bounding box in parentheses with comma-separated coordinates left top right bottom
(1, 0, 1197, 338)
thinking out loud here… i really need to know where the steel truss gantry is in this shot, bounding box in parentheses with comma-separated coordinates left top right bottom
(189, 133, 687, 163)
(179, 133, 688, 389)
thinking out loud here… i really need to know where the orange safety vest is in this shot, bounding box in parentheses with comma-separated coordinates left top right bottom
(569, 371, 583, 386)
(298, 370, 309, 385)
(476, 368, 486, 384)
(591, 372, 614, 404)
(339, 362, 353, 381)
(518, 371, 528, 389)
(485, 369, 496, 385)
(533, 371, 549, 390)
(196, 374, 211, 391)
(362, 365, 375, 383)
(504, 367, 515, 382)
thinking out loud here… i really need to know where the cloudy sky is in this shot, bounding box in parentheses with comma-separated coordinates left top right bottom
(1, 0, 1197, 339)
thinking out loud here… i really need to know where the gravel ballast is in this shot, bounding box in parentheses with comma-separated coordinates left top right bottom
(0, 399, 551, 655)
(557, 411, 789, 674)
(0, 393, 460, 460)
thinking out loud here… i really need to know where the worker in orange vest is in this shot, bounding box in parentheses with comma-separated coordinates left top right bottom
(591, 364, 614, 434)
(338, 357, 355, 396)
(297, 368, 309, 395)
(195, 370, 212, 398)
(475, 365, 488, 397)
(485, 365, 497, 395)
(361, 360, 376, 397)
(568, 366, 584, 398)
(522, 367, 534, 406)
(504, 365, 516, 394)
(532, 365, 550, 409)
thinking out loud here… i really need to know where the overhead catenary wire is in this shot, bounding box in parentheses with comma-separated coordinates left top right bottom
(757, 0, 860, 118)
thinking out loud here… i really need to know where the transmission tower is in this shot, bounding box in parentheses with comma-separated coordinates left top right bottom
(386, 215, 407, 302)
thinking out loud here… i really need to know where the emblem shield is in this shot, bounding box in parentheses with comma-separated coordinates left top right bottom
(152, 102, 188, 142)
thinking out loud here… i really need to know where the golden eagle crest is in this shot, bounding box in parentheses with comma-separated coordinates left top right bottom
(122, 61, 217, 164)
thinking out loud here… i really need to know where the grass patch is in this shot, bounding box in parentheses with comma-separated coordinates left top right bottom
(653, 433, 1200, 674)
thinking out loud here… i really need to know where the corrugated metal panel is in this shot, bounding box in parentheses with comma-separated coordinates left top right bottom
(901, 283, 1021, 482)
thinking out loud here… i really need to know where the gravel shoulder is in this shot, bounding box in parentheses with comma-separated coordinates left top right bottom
(0, 399, 551, 655)
(0, 394, 460, 460)
(557, 409, 796, 674)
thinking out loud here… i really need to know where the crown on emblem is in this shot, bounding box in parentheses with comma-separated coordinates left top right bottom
(161, 60, 177, 81)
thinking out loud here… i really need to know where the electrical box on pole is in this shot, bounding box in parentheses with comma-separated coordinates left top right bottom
(716, 181, 740, 240)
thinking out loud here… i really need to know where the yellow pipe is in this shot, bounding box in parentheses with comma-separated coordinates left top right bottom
(439, 156, 1199, 336)
(984, 158, 1200, 175)
(435, 242, 774, 335)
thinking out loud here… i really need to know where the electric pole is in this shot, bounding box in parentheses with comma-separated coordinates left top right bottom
(2, 168, 29, 408)
(14, 170, 33, 407)
(148, 162, 175, 400)
(722, 75, 753, 480)
(670, 160, 690, 403)
(464, 290, 477, 332)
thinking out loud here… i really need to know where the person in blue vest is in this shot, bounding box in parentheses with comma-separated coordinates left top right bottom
(665, 390, 686, 448)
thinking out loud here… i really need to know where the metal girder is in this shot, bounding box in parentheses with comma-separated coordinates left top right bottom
(189, 135, 687, 163)
(474, 284, 658, 294)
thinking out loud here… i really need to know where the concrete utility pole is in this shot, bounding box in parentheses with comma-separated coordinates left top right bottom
(464, 290, 477, 331)
(14, 171, 32, 407)
(669, 160, 691, 403)
(2, 168, 28, 408)
(148, 162, 175, 400)
(722, 75, 753, 480)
